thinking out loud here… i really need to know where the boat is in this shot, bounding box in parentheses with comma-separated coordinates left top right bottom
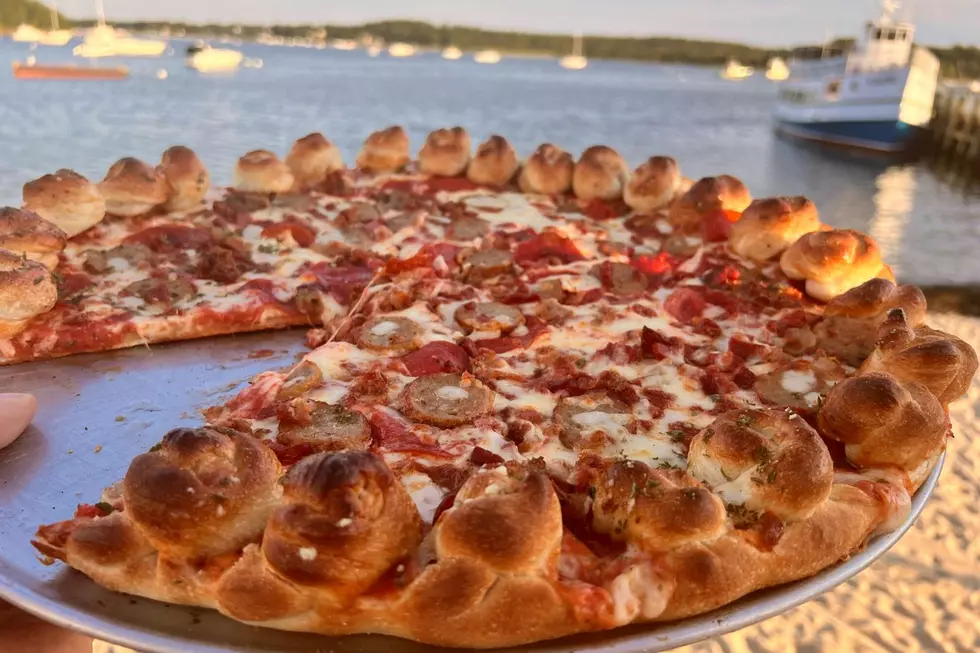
(73, 1, 167, 59)
(559, 33, 587, 70)
(474, 50, 501, 64)
(186, 43, 244, 72)
(772, 0, 939, 153)
(387, 42, 416, 58)
(367, 44, 382, 57)
(720, 59, 754, 80)
(765, 57, 790, 81)
(12, 4, 72, 46)
(12, 60, 128, 80)
(442, 46, 463, 60)
(331, 39, 359, 51)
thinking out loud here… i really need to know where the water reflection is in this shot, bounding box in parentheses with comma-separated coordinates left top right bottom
(869, 166, 916, 279)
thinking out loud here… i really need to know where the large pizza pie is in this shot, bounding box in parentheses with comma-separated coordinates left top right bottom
(12, 125, 977, 648)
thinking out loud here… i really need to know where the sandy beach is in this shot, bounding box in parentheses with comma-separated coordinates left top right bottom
(677, 311, 980, 653)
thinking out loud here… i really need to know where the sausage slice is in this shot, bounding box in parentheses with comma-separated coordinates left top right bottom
(357, 316, 423, 352)
(277, 402, 371, 451)
(403, 373, 494, 427)
(454, 301, 525, 333)
(555, 393, 632, 449)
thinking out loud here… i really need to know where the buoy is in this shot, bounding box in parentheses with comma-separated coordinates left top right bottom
(156, 69, 168, 80)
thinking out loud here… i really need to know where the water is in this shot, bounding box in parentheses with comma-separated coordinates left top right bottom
(3, 39, 980, 286)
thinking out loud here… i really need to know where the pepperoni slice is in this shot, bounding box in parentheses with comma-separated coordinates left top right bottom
(399, 341, 470, 376)
(640, 326, 683, 360)
(663, 287, 706, 324)
(454, 302, 525, 333)
(277, 402, 371, 452)
(261, 218, 317, 248)
(403, 373, 494, 427)
(555, 394, 632, 449)
(358, 316, 423, 352)
(277, 361, 324, 401)
(124, 225, 211, 253)
(593, 261, 649, 295)
(304, 263, 377, 304)
(699, 209, 742, 243)
(514, 232, 586, 265)
(463, 249, 513, 281)
(446, 216, 491, 241)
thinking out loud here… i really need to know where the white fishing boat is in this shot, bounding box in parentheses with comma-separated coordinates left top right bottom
(387, 42, 416, 58)
(186, 43, 244, 72)
(474, 50, 501, 64)
(73, 2, 167, 58)
(559, 33, 587, 70)
(442, 46, 463, 60)
(773, 0, 939, 153)
(331, 39, 358, 51)
(720, 59, 754, 80)
(765, 57, 790, 81)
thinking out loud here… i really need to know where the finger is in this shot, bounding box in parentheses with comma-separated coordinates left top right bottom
(0, 393, 37, 450)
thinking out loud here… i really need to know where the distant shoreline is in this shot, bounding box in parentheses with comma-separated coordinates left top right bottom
(4, 13, 980, 77)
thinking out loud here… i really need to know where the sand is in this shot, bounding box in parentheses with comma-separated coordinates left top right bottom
(676, 311, 980, 653)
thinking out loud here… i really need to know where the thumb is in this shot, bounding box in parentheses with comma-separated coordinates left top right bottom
(0, 394, 37, 450)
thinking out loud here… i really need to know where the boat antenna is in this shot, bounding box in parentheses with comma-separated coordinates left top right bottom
(880, 0, 900, 23)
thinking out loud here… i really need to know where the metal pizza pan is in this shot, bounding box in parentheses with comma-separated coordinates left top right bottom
(0, 330, 944, 653)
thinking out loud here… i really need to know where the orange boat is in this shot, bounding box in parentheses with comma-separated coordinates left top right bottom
(12, 61, 129, 80)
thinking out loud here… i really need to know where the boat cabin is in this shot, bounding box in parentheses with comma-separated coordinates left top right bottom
(847, 19, 915, 73)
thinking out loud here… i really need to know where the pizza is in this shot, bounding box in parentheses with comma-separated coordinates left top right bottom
(22, 125, 979, 648)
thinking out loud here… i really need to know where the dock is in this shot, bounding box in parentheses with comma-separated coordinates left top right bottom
(923, 81, 980, 173)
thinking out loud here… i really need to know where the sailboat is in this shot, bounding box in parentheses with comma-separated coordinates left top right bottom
(559, 33, 587, 70)
(12, 4, 72, 46)
(720, 59, 754, 80)
(442, 46, 463, 60)
(765, 57, 790, 81)
(73, 0, 167, 58)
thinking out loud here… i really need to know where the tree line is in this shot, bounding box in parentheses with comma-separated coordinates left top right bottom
(5, 2, 980, 78)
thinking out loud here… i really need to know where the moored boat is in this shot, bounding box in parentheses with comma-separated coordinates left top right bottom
(720, 59, 754, 80)
(772, 0, 939, 153)
(559, 33, 587, 70)
(765, 57, 790, 81)
(12, 61, 128, 80)
(442, 46, 463, 60)
(186, 43, 244, 72)
(387, 42, 416, 58)
(474, 50, 501, 64)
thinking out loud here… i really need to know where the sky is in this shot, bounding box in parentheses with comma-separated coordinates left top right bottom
(54, 0, 980, 47)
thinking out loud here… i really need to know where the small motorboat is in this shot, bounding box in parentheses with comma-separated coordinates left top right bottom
(186, 44, 244, 72)
(765, 57, 790, 81)
(12, 60, 128, 80)
(474, 50, 501, 64)
(387, 42, 416, 58)
(720, 58, 754, 80)
(442, 46, 463, 60)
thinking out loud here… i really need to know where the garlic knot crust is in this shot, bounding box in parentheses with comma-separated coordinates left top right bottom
(624, 156, 681, 212)
(234, 150, 295, 194)
(159, 145, 210, 212)
(0, 206, 67, 270)
(357, 125, 411, 172)
(572, 145, 629, 201)
(0, 249, 57, 338)
(728, 195, 821, 262)
(22, 169, 106, 237)
(518, 143, 574, 195)
(286, 133, 344, 191)
(668, 174, 751, 231)
(780, 228, 893, 302)
(98, 157, 170, 217)
(418, 126, 471, 177)
(26, 132, 976, 648)
(467, 134, 520, 186)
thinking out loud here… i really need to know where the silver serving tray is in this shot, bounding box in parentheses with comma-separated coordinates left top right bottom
(0, 331, 943, 653)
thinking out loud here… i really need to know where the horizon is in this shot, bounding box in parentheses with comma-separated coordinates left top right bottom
(52, 0, 980, 48)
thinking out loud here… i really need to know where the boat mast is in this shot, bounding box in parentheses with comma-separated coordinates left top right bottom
(96, 0, 107, 27)
(50, 3, 59, 30)
(573, 32, 582, 57)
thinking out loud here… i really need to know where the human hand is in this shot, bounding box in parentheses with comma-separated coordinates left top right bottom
(0, 393, 36, 449)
